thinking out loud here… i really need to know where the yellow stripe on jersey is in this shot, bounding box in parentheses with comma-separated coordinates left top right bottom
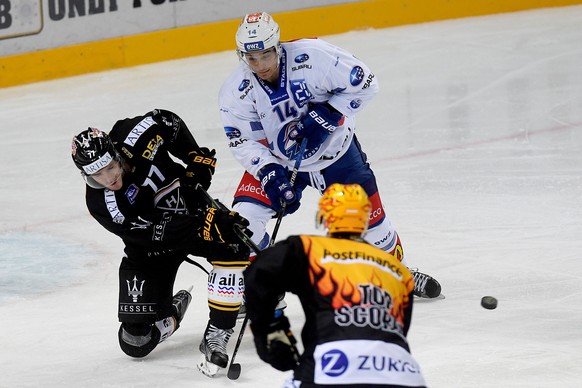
(210, 260, 250, 268)
(208, 299, 242, 312)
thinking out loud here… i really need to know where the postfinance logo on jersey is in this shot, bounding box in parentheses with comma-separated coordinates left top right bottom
(321, 249, 403, 278)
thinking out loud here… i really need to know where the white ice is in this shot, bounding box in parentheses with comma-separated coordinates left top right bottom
(1, 5, 581, 387)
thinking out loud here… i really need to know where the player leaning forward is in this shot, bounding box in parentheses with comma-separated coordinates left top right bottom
(245, 184, 427, 387)
(71, 109, 252, 371)
(219, 12, 441, 298)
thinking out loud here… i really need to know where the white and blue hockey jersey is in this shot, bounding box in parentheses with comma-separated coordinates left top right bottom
(218, 38, 379, 177)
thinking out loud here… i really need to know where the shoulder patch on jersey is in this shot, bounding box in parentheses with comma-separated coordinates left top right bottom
(349, 66, 365, 86)
(224, 127, 241, 139)
(238, 79, 251, 91)
(124, 116, 156, 147)
(104, 189, 125, 224)
(350, 99, 362, 109)
(294, 53, 309, 63)
(250, 121, 264, 131)
(125, 184, 139, 204)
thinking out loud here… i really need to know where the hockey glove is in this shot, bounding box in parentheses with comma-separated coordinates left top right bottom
(257, 164, 301, 215)
(184, 148, 217, 191)
(289, 103, 343, 148)
(198, 207, 250, 244)
(251, 314, 299, 371)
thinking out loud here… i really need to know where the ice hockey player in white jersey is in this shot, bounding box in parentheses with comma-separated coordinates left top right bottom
(218, 12, 441, 299)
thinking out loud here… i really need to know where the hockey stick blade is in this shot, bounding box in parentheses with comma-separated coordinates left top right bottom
(227, 362, 241, 380)
(226, 315, 249, 380)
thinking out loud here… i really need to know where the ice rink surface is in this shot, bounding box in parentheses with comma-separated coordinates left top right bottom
(1, 5, 581, 387)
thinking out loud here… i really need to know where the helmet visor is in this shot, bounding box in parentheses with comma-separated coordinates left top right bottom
(82, 157, 124, 190)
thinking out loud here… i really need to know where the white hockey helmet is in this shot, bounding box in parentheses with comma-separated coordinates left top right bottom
(235, 12, 281, 59)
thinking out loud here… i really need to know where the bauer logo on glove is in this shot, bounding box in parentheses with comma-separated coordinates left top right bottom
(184, 148, 217, 191)
(198, 207, 251, 244)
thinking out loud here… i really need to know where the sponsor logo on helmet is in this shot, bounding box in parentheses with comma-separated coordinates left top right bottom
(246, 13, 264, 23)
(294, 53, 309, 63)
(82, 151, 113, 175)
(349, 66, 365, 86)
(244, 41, 265, 52)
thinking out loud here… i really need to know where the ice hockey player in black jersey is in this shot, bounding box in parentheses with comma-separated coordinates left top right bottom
(71, 109, 250, 373)
(244, 183, 427, 387)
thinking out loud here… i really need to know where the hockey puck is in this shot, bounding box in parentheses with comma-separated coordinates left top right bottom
(481, 296, 498, 310)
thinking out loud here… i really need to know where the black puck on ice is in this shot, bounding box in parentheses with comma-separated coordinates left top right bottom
(481, 296, 498, 310)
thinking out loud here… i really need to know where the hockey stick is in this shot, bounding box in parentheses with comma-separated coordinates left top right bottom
(268, 138, 307, 247)
(195, 140, 306, 379)
(193, 184, 256, 379)
(227, 139, 307, 380)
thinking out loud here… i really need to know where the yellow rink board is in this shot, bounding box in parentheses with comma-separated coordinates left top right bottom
(1, 0, 581, 88)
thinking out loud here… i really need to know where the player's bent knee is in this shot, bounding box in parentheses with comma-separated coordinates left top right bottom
(118, 322, 161, 358)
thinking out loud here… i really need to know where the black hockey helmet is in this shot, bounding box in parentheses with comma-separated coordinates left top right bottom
(71, 127, 117, 174)
(72, 128, 123, 188)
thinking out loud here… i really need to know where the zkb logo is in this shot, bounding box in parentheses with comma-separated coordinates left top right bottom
(127, 276, 145, 302)
(321, 349, 349, 377)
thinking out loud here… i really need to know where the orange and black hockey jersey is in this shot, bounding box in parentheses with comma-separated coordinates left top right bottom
(244, 235, 427, 387)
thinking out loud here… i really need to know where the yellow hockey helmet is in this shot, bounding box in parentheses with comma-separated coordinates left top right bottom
(317, 183, 371, 235)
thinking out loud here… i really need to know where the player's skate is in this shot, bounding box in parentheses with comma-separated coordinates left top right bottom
(172, 288, 192, 327)
(410, 269, 442, 298)
(197, 321, 233, 377)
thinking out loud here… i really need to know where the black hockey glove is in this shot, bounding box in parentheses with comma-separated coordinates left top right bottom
(257, 164, 301, 215)
(289, 103, 343, 148)
(184, 148, 217, 191)
(198, 207, 250, 244)
(251, 314, 299, 371)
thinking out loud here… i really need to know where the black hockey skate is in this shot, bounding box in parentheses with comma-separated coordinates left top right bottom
(197, 322, 234, 377)
(410, 269, 442, 298)
(172, 288, 192, 327)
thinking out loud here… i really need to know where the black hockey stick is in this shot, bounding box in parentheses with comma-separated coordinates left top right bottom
(193, 184, 250, 379)
(195, 140, 306, 379)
